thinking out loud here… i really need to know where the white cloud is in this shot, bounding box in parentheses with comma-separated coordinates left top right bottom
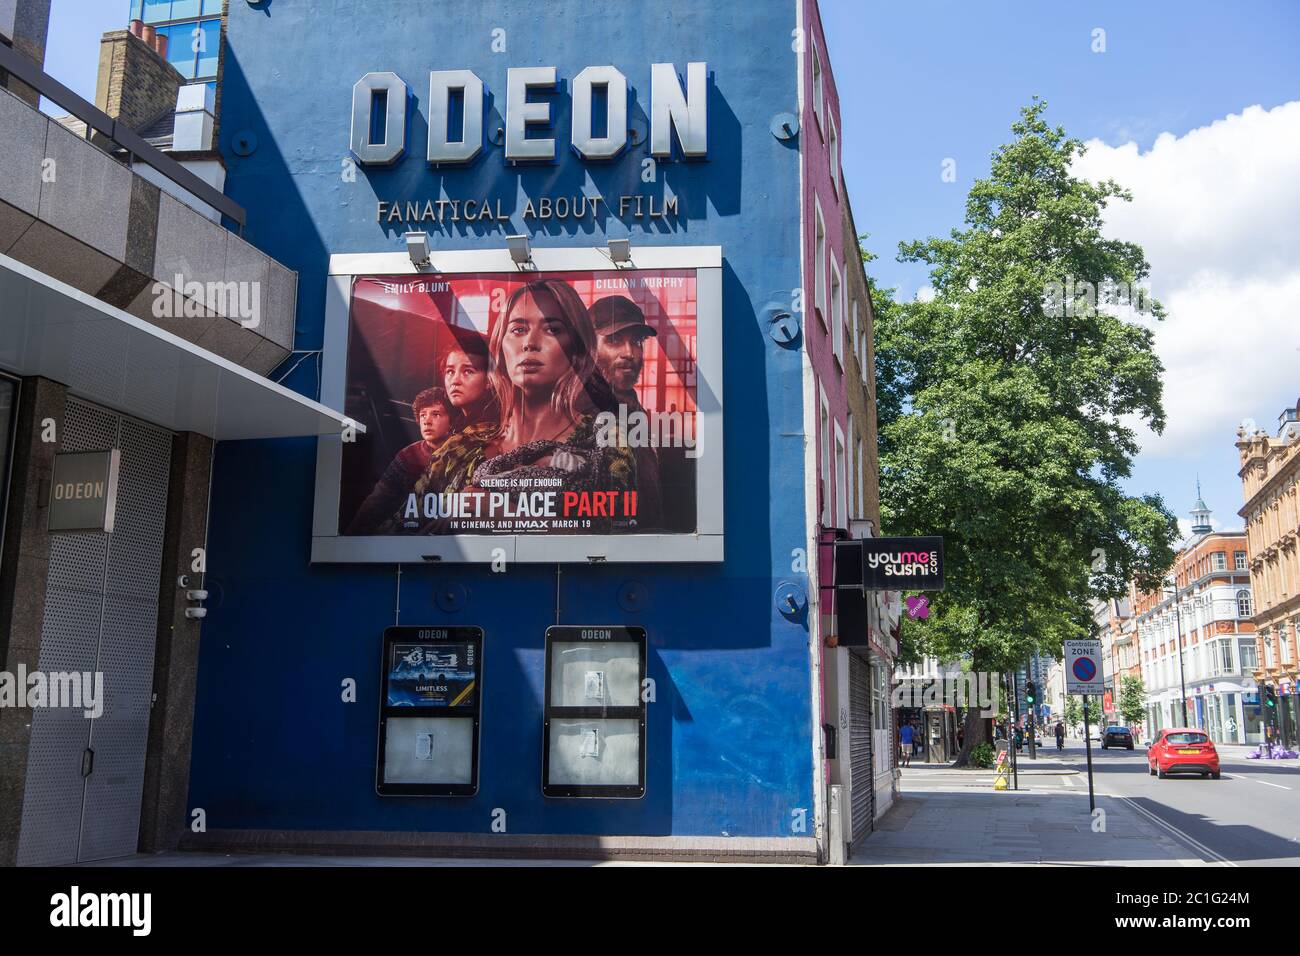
(1072, 101, 1300, 459)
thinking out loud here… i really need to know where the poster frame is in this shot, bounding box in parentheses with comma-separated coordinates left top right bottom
(542, 625, 647, 799)
(375, 624, 484, 797)
(311, 245, 724, 564)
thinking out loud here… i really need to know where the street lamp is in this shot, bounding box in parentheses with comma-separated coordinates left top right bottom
(1168, 579, 1190, 727)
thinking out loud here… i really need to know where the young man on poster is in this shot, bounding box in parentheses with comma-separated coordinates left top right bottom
(591, 296, 664, 530)
(346, 387, 459, 534)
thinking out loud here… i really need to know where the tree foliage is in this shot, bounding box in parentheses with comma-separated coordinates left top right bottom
(1118, 674, 1147, 727)
(870, 100, 1179, 763)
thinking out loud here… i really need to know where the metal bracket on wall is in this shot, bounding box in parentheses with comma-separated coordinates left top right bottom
(766, 302, 800, 348)
(770, 112, 799, 141)
(435, 582, 468, 613)
(775, 581, 808, 619)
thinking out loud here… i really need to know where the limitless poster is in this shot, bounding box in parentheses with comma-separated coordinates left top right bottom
(386, 641, 477, 707)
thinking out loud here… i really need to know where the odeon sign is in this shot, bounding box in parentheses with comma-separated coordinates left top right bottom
(350, 63, 708, 167)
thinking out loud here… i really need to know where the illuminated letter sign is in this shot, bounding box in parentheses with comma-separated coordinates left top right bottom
(350, 72, 408, 166)
(505, 65, 558, 162)
(427, 69, 485, 165)
(650, 61, 707, 158)
(571, 65, 628, 160)
(350, 62, 708, 166)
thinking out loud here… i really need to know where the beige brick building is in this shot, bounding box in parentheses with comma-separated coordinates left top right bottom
(1236, 400, 1300, 745)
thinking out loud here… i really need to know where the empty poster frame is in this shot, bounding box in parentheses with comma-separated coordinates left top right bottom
(542, 625, 647, 799)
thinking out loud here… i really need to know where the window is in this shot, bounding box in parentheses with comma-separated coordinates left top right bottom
(850, 299, 859, 367)
(859, 318, 869, 385)
(813, 199, 826, 327)
(1237, 589, 1252, 619)
(1235, 551, 1247, 571)
(830, 258, 843, 367)
(834, 423, 848, 529)
(1264, 631, 1275, 668)
(1283, 628, 1294, 665)
(819, 388, 831, 526)
(136, 0, 223, 23)
(1240, 640, 1258, 671)
(856, 435, 865, 520)
(1212, 551, 1227, 571)
(811, 42, 825, 135)
(828, 113, 840, 195)
(847, 412, 855, 517)
(156, 18, 222, 82)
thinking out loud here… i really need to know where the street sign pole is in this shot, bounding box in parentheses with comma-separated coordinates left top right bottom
(1028, 667, 1037, 762)
(1009, 671, 1020, 791)
(1082, 695, 1096, 813)
(1065, 639, 1103, 814)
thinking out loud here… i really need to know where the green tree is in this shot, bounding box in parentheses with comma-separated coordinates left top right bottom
(1064, 695, 1082, 729)
(871, 100, 1179, 766)
(1118, 674, 1147, 727)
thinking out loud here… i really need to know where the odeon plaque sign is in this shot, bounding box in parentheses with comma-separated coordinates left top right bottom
(349, 62, 709, 167)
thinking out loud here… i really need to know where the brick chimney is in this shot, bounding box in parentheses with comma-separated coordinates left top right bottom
(93, 25, 184, 137)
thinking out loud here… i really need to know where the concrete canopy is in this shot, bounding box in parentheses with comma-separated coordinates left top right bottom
(0, 253, 360, 440)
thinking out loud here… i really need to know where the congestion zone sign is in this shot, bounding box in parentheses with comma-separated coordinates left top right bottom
(1064, 639, 1104, 695)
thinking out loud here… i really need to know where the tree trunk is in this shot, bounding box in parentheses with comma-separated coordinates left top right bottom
(952, 701, 991, 767)
(952, 650, 994, 768)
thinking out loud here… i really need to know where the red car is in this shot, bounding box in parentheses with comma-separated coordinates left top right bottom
(1147, 729, 1220, 779)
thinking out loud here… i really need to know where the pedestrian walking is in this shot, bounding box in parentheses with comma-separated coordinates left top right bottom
(1055, 720, 1065, 750)
(899, 722, 914, 767)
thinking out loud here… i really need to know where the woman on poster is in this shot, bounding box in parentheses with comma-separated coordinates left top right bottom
(405, 277, 636, 533)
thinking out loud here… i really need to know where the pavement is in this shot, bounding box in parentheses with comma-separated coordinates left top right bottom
(852, 752, 1199, 866)
(82, 853, 706, 868)
(853, 737, 1300, 866)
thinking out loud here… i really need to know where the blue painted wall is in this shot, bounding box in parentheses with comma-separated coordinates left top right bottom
(188, 0, 812, 838)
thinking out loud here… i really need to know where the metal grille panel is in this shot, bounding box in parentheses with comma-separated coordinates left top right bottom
(17, 397, 171, 866)
(17, 398, 117, 866)
(848, 651, 874, 845)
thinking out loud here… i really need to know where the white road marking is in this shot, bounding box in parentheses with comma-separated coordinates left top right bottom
(1061, 775, 1075, 787)
(1242, 777, 1292, 790)
(1108, 793, 1237, 867)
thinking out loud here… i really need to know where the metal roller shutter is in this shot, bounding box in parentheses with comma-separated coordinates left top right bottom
(848, 649, 874, 845)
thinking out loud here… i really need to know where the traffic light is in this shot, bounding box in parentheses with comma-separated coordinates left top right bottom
(1265, 686, 1278, 724)
(1025, 681, 1037, 706)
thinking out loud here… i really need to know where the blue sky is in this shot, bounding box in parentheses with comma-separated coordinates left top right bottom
(822, 0, 1300, 536)
(42, 0, 1300, 538)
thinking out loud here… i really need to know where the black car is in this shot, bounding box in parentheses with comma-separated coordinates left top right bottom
(1101, 725, 1134, 750)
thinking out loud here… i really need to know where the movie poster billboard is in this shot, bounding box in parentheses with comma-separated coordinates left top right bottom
(336, 269, 700, 539)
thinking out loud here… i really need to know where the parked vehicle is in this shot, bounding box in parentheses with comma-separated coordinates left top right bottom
(1101, 725, 1134, 750)
(1147, 729, 1220, 779)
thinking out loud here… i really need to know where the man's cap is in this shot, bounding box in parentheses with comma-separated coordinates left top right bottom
(591, 296, 658, 338)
